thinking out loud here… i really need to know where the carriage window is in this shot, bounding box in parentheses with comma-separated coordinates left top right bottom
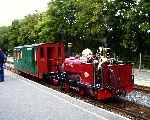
(58, 47, 61, 58)
(20, 51, 22, 59)
(40, 47, 44, 58)
(34, 50, 37, 61)
(15, 51, 22, 60)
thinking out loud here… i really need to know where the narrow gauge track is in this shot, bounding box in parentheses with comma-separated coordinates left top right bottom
(5, 65, 150, 120)
(134, 85, 150, 94)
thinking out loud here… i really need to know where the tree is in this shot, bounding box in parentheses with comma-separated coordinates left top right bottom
(8, 20, 21, 49)
(0, 26, 9, 52)
(18, 13, 40, 44)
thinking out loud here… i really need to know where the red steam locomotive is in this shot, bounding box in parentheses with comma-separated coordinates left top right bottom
(14, 42, 134, 100)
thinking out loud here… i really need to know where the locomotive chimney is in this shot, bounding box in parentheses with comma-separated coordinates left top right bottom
(67, 43, 72, 57)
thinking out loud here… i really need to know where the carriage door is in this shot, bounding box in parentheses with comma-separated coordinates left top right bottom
(47, 47, 56, 72)
(38, 47, 47, 74)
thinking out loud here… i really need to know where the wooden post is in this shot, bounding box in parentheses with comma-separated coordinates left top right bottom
(139, 52, 141, 72)
(67, 43, 72, 57)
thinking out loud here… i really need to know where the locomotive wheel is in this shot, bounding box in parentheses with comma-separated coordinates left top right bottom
(52, 79, 59, 86)
(60, 81, 64, 91)
(95, 89, 112, 100)
(121, 90, 127, 97)
(47, 78, 53, 84)
(63, 82, 70, 92)
(79, 87, 85, 96)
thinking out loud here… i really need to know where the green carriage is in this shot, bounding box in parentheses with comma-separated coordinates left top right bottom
(14, 44, 38, 74)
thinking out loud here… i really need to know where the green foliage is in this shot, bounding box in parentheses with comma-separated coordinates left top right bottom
(0, 0, 149, 61)
(0, 26, 9, 52)
(18, 13, 40, 44)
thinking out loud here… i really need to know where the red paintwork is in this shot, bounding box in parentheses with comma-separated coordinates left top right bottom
(53, 79, 59, 85)
(102, 63, 134, 94)
(79, 88, 85, 96)
(117, 64, 134, 93)
(79, 64, 94, 85)
(63, 83, 70, 92)
(96, 89, 112, 100)
(36, 42, 64, 78)
(64, 57, 94, 85)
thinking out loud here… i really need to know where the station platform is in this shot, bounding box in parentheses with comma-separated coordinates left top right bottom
(134, 69, 150, 86)
(0, 70, 129, 120)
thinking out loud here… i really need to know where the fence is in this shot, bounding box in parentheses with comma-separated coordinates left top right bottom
(121, 53, 150, 69)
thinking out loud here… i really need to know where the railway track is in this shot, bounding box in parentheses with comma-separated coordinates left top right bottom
(134, 85, 150, 94)
(5, 65, 150, 120)
(85, 97, 150, 120)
